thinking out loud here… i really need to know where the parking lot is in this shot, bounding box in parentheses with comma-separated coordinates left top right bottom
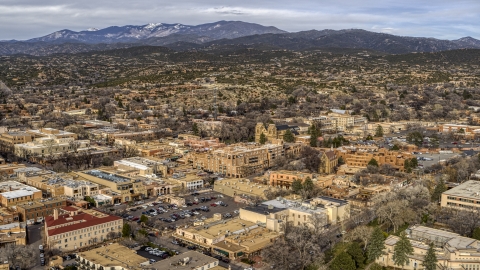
(118, 191, 245, 230)
(414, 152, 459, 168)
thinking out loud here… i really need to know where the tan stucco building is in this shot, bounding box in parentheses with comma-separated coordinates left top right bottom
(45, 206, 123, 252)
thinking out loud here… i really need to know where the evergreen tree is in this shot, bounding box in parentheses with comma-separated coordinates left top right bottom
(259, 133, 267, 144)
(117, 100, 123, 108)
(368, 158, 379, 167)
(283, 129, 295, 143)
(366, 135, 373, 140)
(431, 179, 447, 202)
(338, 156, 345, 165)
(370, 263, 383, 270)
(347, 242, 365, 269)
(367, 227, 385, 261)
(393, 231, 414, 269)
(308, 124, 320, 147)
(291, 179, 303, 193)
(472, 227, 480, 240)
(192, 123, 199, 136)
(303, 177, 314, 192)
(391, 144, 400, 150)
(140, 214, 149, 223)
(375, 125, 384, 137)
(122, 223, 132, 237)
(422, 243, 438, 270)
(330, 251, 356, 270)
(410, 157, 418, 168)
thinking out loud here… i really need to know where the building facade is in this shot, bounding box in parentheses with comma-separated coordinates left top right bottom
(441, 180, 480, 211)
(45, 207, 123, 252)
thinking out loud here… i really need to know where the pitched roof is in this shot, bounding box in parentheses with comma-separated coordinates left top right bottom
(45, 210, 121, 237)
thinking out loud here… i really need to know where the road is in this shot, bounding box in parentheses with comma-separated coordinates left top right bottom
(27, 223, 45, 270)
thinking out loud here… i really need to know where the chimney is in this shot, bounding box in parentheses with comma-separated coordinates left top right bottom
(53, 208, 59, 220)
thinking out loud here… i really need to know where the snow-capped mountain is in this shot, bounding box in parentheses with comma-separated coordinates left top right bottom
(27, 21, 286, 44)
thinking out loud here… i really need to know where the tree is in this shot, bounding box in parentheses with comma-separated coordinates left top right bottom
(330, 251, 356, 270)
(259, 133, 267, 144)
(303, 177, 314, 192)
(473, 227, 480, 240)
(422, 243, 438, 270)
(391, 144, 400, 150)
(346, 242, 365, 269)
(308, 124, 321, 147)
(192, 123, 199, 136)
(140, 214, 149, 223)
(367, 227, 385, 261)
(345, 225, 374, 250)
(292, 179, 303, 193)
(368, 158, 379, 167)
(393, 231, 414, 269)
(338, 156, 345, 166)
(122, 223, 132, 237)
(84, 196, 96, 207)
(431, 178, 447, 202)
(407, 131, 423, 147)
(375, 125, 384, 137)
(283, 129, 295, 143)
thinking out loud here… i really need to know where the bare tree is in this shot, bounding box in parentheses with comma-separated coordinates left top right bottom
(345, 225, 373, 250)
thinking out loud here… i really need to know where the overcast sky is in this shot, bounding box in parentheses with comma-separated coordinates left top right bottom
(1, 0, 480, 40)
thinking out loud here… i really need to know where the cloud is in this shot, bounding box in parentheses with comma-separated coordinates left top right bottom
(0, 0, 479, 40)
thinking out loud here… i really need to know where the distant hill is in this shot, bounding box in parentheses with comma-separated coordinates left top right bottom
(27, 21, 286, 44)
(1, 22, 480, 56)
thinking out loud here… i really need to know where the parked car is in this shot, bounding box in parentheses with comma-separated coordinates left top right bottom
(172, 240, 179, 245)
(210, 203, 217, 207)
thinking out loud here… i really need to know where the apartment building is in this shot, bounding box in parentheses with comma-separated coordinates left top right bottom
(240, 196, 349, 231)
(0, 224, 26, 247)
(335, 148, 414, 170)
(63, 180, 99, 199)
(441, 180, 480, 210)
(0, 132, 33, 153)
(150, 251, 221, 270)
(192, 143, 287, 178)
(114, 156, 168, 177)
(16, 197, 67, 222)
(77, 243, 148, 270)
(77, 169, 147, 203)
(269, 170, 314, 188)
(0, 208, 19, 225)
(14, 136, 90, 157)
(45, 206, 123, 252)
(27, 128, 77, 140)
(0, 181, 42, 207)
(378, 225, 480, 269)
(107, 130, 158, 143)
(0, 163, 26, 176)
(170, 173, 204, 191)
(174, 218, 279, 259)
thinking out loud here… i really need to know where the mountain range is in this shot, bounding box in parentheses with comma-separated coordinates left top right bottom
(1, 21, 480, 56)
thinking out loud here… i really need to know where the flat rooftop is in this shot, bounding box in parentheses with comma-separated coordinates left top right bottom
(443, 180, 480, 199)
(243, 204, 285, 215)
(84, 170, 131, 183)
(78, 243, 147, 269)
(149, 251, 219, 269)
(214, 178, 270, 199)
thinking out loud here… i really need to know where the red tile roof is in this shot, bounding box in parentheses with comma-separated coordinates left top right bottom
(45, 211, 121, 237)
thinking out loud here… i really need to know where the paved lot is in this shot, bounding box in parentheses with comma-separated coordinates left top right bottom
(137, 236, 245, 270)
(414, 152, 459, 168)
(122, 192, 245, 230)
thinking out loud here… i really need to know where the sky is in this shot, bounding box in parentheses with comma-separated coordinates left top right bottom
(1, 0, 480, 40)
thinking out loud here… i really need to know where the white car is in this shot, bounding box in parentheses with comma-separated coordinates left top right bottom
(145, 247, 153, 251)
(184, 213, 191, 217)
